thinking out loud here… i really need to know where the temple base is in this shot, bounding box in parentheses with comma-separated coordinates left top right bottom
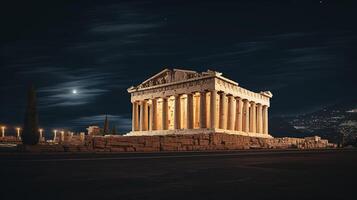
(125, 128, 273, 139)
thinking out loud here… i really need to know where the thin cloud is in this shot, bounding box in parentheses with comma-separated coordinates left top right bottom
(72, 114, 131, 132)
(37, 69, 117, 108)
(190, 41, 269, 62)
(91, 23, 160, 33)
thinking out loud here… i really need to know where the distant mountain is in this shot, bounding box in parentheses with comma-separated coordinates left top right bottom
(270, 100, 357, 144)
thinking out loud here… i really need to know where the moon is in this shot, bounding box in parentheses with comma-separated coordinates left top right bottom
(72, 89, 77, 94)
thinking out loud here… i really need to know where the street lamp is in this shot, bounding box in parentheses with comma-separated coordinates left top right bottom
(16, 127, 21, 138)
(53, 129, 57, 141)
(1, 126, 5, 137)
(60, 130, 65, 142)
(39, 128, 43, 141)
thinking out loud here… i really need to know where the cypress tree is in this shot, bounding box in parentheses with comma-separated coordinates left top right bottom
(22, 85, 40, 145)
(103, 115, 109, 134)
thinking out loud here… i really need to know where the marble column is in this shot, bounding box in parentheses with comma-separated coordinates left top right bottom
(235, 97, 243, 131)
(256, 103, 263, 133)
(227, 95, 235, 130)
(199, 91, 207, 128)
(186, 93, 194, 129)
(242, 99, 249, 132)
(140, 100, 148, 131)
(219, 92, 227, 129)
(210, 90, 217, 129)
(174, 95, 181, 129)
(149, 99, 157, 131)
(132, 101, 139, 131)
(263, 105, 269, 134)
(139, 100, 144, 131)
(162, 97, 168, 130)
(249, 101, 256, 133)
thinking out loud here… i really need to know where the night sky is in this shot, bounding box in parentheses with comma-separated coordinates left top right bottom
(1, 0, 356, 134)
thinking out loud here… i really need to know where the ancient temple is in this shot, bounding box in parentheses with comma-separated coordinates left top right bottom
(126, 69, 273, 138)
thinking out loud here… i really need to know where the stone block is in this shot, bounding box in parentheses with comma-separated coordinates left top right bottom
(109, 147, 126, 152)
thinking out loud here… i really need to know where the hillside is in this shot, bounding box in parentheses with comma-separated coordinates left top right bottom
(270, 100, 357, 144)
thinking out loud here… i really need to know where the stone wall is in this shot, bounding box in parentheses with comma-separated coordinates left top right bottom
(53, 133, 86, 145)
(0, 136, 21, 144)
(88, 133, 335, 152)
(17, 133, 336, 153)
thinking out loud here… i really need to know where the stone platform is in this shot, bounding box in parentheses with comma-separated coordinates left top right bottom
(17, 133, 336, 153)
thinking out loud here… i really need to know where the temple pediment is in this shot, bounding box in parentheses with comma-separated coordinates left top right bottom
(260, 91, 273, 98)
(133, 68, 216, 89)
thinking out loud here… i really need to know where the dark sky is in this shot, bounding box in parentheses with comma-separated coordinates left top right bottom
(1, 0, 356, 134)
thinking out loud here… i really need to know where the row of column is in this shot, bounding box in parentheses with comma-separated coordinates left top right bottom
(132, 90, 269, 134)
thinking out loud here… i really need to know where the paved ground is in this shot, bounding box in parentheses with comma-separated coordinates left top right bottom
(0, 149, 356, 200)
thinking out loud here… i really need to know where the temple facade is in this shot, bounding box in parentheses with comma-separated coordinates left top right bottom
(126, 69, 273, 138)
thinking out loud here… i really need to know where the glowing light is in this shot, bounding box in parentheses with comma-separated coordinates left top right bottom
(39, 128, 43, 136)
(72, 89, 77, 94)
(16, 127, 21, 137)
(1, 126, 5, 137)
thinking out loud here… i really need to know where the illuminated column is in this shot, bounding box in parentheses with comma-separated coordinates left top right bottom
(144, 100, 149, 131)
(242, 99, 249, 132)
(1, 126, 5, 137)
(235, 97, 243, 131)
(162, 97, 169, 130)
(149, 99, 153, 131)
(132, 101, 139, 131)
(227, 95, 235, 130)
(174, 95, 181, 129)
(139, 100, 148, 131)
(139, 100, 144, 131)
(186, 93, 194, 129)
(219, 92, 227, 129)
(256, 103, 263, 133)
(249, 102, 256, 133)
(16, 127, 21, 138)
(210, 90, 217, 129)
(199, 91, 207, 128)
(150, 99, 157, 131)
(263, 105, 269, 134)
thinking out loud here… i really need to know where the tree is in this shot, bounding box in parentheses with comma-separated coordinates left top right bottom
(103, 115, 109, 134)
(22, 85, 40, 145)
